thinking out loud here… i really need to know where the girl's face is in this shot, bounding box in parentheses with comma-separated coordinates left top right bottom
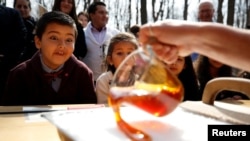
(34, 23, 75, 70)
(78, 14, 88, 27)
(60, 0, 73, 14)
(167, 56, 185, 76)
(108, 41, 136, 69)
(14, 0, 31, 18)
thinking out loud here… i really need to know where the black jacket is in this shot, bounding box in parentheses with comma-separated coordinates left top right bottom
(0, 5, 27, 96)
(74, 23, 87, 59)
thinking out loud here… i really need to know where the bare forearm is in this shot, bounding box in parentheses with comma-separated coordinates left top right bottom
(194, 23, 250, 71)
(139, 20, 250, 71)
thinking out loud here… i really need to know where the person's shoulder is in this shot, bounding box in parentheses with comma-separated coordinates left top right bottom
(0, 6, 19, 17)
(84, 22, 91, 31)
(107, 26, 120, 33)
(25, 16, 37, 27)
(76, 22, 84, 30)
(28, 16, 37, 23)
(7, 6, 19, 15)
(97, 71, 112, 81)
(96, 71, 113, 86)
(66, 56, 93, 72)
(9, 61, 30, 75)
(105, 27, 120, 37)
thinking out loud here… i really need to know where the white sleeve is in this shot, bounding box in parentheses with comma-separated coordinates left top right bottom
(96, 73, 111, 104)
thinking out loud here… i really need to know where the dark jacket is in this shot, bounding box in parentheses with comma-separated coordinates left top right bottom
(19, 16, 37, 62)
(74, 23, 87, 59)
(2, 52, 97, 106)
(0, 5, 27, 96)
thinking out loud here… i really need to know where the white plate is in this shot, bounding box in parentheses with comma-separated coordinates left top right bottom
(41, 106, 229, 141)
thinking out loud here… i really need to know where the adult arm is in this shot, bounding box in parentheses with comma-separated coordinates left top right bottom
(139, 20, 250, 72)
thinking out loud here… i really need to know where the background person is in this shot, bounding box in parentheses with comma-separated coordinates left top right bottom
(193, 56, 237, 100)
(14, 0, 38, 62)
(0, 5, 27, 102)
(52, 0, 87, 59)
(95, 32, 138, 104)
(77, 11, 89, 28)
(82, 1, 120, 83)
(198, 0, 215, 22)
(166, 56, 199, 101)
(191, 0, 215, 61)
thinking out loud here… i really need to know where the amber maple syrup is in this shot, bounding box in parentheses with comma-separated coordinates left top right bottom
(108, 82, 183, 141)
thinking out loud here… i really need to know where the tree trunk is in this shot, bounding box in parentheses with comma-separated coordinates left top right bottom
(136, 0, 139, 24)
(246, 0, 250, 28)
(83, 0, 91, 11)
(152, 0, 165, 21)
(227, 0, 235, 26)
(141, 0, 147, 24)
(127, 0, 132, 29)
(217, 0, 224, 23)
(183, 0, 188, 20)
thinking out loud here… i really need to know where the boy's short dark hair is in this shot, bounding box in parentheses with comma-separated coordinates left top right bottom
(87, 1, 106, 14)
(35, 11, 77, 39)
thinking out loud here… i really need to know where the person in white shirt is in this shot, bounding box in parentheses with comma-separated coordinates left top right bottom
(96, 32, 138, 104)
(82, 1, 120, 82)
(191, 0, 215, 61)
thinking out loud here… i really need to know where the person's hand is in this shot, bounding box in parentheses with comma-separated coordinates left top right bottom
(138, 20, 196, 64)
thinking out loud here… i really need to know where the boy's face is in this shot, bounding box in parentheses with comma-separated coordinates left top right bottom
(35, 23, 75, 70)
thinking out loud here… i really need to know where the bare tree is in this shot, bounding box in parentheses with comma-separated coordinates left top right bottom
(170, 0, 175, 19)
(83, 0, 91, 12)
(30, 0, 250, 31)
(135, 0, 139, 24)
(235, 0, 247, 28)
(183, 0, 188, 20)
(165, 0, 170, 19)
(246, 0, 250, 28)
(113, 0, 120, 29)
(227, 0, 235, 26)
(127, 0, 132, 29)
(217, 0, 224, 23)
(0, 0, 6, 6)
(159, 0, 167, 20)
(152, 0, 165, 21)
(76, 0, 81, 12)
(141, 0, 147, 24)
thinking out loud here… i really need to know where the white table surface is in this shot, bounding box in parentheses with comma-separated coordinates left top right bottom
(42, 106, 230, 141)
